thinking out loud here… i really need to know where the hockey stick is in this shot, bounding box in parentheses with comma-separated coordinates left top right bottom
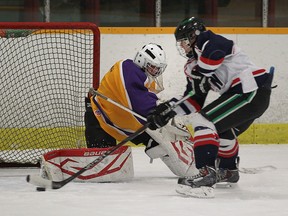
(27, 91, 194, 190)
(90, 88, 146, 121)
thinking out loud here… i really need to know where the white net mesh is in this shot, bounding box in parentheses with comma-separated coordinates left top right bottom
(0, 25, 99, 165)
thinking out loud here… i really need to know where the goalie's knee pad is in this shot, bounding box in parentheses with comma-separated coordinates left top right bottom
(165, 117, 193, 142)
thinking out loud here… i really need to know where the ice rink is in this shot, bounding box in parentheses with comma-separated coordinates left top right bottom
(1, 144, 288, 216)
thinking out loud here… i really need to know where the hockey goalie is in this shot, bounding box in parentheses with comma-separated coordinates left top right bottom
(40, 43, 197, 182)
(40, 117, 197, 183)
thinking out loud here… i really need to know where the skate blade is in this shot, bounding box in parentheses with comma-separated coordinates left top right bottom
(176, 184, 215, 198)
(216, 182, 238, 188)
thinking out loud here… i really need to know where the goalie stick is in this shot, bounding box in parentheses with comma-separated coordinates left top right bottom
(26, 91, 195, 190)
(90, 88, 147, 121)
(90, 88, 190, 136)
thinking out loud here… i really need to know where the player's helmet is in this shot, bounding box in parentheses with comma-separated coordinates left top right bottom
(134, 43, 167, 78)
(174, 17, 206, 58)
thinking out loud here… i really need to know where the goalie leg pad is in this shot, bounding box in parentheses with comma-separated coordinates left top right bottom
(165, 117, 193, 141)
(40, 146, 134, 183)
(144, 137, 198, 177)
(160, 139, 198, 177)
(145, 138, 168, 159)
(146, 128, 198, 177)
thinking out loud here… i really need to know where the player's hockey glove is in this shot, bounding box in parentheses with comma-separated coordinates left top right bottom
(147, 101, 176, 130)
(190, 68, 210, 97)
(208, 74, 224, 92)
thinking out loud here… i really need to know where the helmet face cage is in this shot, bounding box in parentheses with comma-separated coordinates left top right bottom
(145, 61, 166, 77)
(176, 38, 193, 58)
(134, 43, 167, 78)
(174, 17, 206, 58)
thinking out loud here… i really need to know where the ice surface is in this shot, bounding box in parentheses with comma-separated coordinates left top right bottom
(1, 144, 288, 216)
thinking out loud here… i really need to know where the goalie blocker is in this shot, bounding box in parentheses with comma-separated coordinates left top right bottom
(40, 146, 134, 183)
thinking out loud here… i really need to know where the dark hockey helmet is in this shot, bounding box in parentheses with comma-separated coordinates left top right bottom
(174, 17, 206, 58)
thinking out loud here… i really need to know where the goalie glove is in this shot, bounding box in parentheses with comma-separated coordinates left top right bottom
(147, 101, 176, 130)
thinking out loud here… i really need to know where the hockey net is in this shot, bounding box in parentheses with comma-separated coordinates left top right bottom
(0, 22, 100, 166)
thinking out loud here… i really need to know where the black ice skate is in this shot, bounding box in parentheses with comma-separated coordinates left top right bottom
(176, 166, 217, 198)
(216, 157, 240, 187)
(217, 168, 239, 183)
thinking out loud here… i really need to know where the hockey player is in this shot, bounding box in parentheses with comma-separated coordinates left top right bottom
(84, 43, 196, 178)
(147, 17, 274, 198)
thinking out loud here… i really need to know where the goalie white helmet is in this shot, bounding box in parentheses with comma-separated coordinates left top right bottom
(134, 43, 167, 78)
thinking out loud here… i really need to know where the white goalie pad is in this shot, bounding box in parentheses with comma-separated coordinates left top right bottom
(146, 120, 198, 177)
(160, 139, 197, 177)
(164, 117, 192, 141)
(40, 146, 134, 183)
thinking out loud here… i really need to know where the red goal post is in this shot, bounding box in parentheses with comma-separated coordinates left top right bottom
(0, 22, 100, 166)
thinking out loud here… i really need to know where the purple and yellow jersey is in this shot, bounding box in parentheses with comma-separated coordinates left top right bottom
(91, 59, 158, 141)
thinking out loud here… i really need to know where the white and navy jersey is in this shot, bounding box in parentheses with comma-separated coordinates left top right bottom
(174, 30, 270, 117)
(194, 30, 268, 94)
(183, 31, 273, 169)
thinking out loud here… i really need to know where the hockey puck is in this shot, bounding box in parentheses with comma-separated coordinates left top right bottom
(36, 187, 46, 192)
